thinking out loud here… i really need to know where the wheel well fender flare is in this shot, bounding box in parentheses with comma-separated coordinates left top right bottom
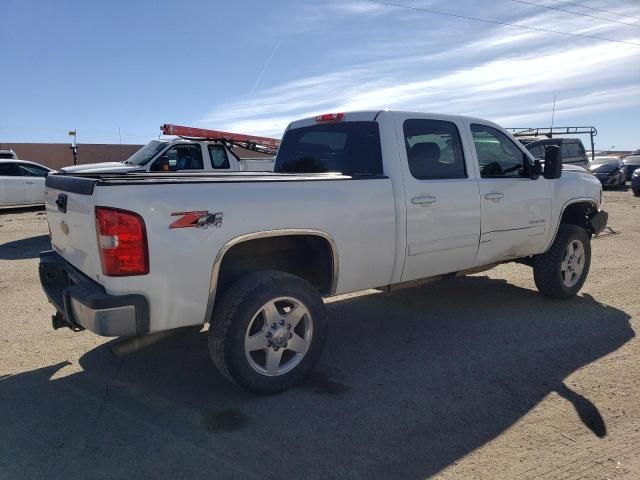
(547, 198, 598, 249)
(202, 229, 339, 324)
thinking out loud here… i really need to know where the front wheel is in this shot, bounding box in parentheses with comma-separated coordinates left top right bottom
(533, 225, 591, 299)
(209, 270, 327, 394)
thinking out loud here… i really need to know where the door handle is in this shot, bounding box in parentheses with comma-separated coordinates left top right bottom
(484, 193, 504, 201)
(411, 195, 437, 205)
(24, 181, 35, 184)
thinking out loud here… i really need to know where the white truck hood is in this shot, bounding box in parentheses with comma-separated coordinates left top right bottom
(61, 162, 142, 173)
(562, 164, 588, 172)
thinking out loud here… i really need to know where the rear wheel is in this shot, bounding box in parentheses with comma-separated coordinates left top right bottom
(533, 224, 591, 299)
(209, 270, 327, 394)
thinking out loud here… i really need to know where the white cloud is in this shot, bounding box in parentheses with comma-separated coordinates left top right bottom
(198, 1, 640, 137)
(327, 1, 387, 15)
(495, 85, 640, 125)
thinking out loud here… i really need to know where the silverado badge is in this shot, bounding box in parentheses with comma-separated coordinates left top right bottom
(169, 211, 223, 229)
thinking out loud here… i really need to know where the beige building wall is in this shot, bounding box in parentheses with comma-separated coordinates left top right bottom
(2, 143, 142, 170)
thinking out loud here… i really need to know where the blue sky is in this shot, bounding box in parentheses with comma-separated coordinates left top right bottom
(1, 0, 639, 149)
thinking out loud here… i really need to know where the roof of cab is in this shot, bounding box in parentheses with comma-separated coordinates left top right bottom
(286, 110, 504, 131)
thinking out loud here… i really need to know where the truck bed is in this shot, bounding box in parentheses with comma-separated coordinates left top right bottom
(43, 170, 397, 332)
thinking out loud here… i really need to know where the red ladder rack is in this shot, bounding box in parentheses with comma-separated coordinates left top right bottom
(160, 124, 280, 155)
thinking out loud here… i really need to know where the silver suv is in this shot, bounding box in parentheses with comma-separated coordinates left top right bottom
(0, 149, 18, 160)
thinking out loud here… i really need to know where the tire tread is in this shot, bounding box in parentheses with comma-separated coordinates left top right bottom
(533, 224, 590, 299)
(209, 270, 326, 393)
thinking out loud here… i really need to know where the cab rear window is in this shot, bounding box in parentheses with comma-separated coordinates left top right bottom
(274, 122, 383, 175)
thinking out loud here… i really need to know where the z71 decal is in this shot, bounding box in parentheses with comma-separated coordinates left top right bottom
(170, 211, 223, 229)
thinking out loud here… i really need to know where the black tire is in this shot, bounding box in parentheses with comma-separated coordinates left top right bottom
(209, 270, 327, 394)
(533, 224, 591, 299)
(633, 187, 640, 197)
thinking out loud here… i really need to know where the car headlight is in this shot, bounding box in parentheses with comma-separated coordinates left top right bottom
(633, 170, 640, 178)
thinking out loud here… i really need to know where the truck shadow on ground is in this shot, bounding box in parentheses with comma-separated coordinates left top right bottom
(0, 234, 50, 260)
(0, 275, 633, 480)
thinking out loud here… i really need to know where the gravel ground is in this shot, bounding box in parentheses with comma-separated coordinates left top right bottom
(0, 190, 638, 480)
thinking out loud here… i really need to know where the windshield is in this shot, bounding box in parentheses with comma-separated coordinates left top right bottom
(124, 140, 167, 166)
(274, 121, 382, 175)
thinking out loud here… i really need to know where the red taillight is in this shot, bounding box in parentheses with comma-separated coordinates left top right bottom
(315, 112, 344, 122)
(95, 207, 149, 276)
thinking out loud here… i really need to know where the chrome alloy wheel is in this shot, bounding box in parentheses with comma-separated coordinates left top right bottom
(560, 239, 586, 288)
(244, 297, 313, 376)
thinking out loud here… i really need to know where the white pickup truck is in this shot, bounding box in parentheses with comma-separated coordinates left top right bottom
(61, 138, 274, 174)
(39, 111, 608, 393)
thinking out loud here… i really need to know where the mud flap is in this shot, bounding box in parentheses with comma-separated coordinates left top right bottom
(589, 210, 608, 235)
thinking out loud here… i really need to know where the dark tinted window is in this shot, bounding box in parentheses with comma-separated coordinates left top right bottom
(151, 144, 203, 172)
(471, 124, 525, 178)
(208, 145, 230, 169)
(591, 162, 620, 173)
(566, 142, 584, 158)
(527, 144, 545, 158)
(275, 121, 382, 175)
(403, 119, 466, 179)
(17, 164, 49, 177)
(0, 163, 20, 176)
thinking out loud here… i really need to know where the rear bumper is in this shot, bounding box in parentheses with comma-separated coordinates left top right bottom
(589, 210, 608, 236)
(39, 250, 149, 336)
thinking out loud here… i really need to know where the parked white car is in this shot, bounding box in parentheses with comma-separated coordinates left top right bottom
(39, 110, 607, 393)
(61, 139, 274, 174)
(0, 160, 54, 207)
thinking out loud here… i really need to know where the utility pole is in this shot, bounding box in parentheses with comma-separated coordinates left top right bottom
(69, 129, 78, 165)
(550, 95, 557, 131)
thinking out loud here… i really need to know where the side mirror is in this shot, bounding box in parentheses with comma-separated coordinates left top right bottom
(523, 154, 542, 180)
(543, 145, 562, 179)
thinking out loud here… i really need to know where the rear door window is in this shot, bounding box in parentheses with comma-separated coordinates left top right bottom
(403, 119, 466, 179)
(275, 121, 383, 175)
(208, 145, 230, 169)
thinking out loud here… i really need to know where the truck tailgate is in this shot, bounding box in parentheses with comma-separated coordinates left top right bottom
(44, 175, 102, 281)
